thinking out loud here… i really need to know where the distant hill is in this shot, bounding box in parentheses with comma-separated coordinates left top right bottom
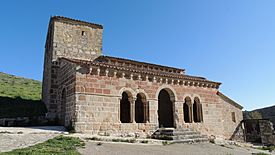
(244, 105, 275, 126)
(0, 72, 42, 100)
(254, 105, 275, 125)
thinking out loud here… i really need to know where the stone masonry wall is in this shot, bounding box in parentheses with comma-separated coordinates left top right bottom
(42, 22, 54, 119)
(42, 17, 242, 139)
(73, 66, 242, 139)
(52, 21, 103, 61)
(57, 60, 77, 127)
(43, 18, 103, 121)
(221, 98, 244, 140)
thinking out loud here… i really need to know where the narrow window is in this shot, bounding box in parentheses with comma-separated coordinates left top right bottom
(232, 112, 236, 123)
(81, 31, 86, 36)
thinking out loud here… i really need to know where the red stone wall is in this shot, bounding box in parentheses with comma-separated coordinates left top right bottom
(73, 66, 242, 139)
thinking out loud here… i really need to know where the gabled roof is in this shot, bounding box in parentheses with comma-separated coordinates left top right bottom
(59, 56, 221, 87)
(95, 55, 186, 75)
(217, 91, 243, 109)
(50, 16, 103, 29)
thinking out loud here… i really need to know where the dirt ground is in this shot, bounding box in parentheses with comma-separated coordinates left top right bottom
(0, 127, 274, 155)
(0, 126, 66, 152)
(78, 141, 274, 155)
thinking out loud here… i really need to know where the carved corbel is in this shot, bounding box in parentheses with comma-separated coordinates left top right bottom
(105, 69, 109, 76)
(97, 68, 100, 75)
(89, 67, 93, 74)
(138, 74, 142, 80)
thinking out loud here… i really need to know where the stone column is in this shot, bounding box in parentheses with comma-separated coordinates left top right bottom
(131, 98, 136, 123)
(175, 101, 183, 129)
(191, 100, 194, 123)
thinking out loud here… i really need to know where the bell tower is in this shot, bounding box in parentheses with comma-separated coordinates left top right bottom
(42, 16, 103, 120)
(48, 16, 103, 61)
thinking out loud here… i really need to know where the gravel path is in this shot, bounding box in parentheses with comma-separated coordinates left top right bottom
(78, 141, 274, 155)
(0, 126, 67, 152)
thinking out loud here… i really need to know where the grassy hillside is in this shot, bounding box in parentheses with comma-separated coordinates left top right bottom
(0, 72, 42, 100)
(0, 72, 46, 118)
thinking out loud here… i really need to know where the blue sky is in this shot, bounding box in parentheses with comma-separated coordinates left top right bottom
(0, 0, 274, 110)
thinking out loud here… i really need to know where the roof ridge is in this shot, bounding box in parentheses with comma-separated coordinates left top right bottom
(98, 55, 185, 72)
(59, 57, 221, 85)
(217, 91, 243, 109)
(51, 16, 103, 29)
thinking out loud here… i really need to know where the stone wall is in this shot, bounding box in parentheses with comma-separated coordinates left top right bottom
(221, 97, 244, 140)
(42, 21, 54, 119)
(42, 17, 103, 122)
(57, 60, 77, 127)
(244, 119, 275, 145)
(72, 64, 242, 139)
(251, 106, 275, 128)
(0, 116, 47, 127)
(42, 16, 243, 140)
(52, 20, 102, 61)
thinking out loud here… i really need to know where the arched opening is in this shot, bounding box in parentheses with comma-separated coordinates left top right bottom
(120, 92, 132, 123)
(193, 97, 203, 122)
(158, 89, 174, 128)
(60, 89, 66, 126)
(184, 97, 192, 123)
(135, 93, 148, 123)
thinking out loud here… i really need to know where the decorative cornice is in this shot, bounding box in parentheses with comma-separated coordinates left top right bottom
(95, 56, 185, 75)
(60, 57, 221, 89)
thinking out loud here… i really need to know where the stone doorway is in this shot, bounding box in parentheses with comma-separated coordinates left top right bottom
(158, 89, 174, 128)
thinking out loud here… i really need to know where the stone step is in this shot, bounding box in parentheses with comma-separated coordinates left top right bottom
(151, 128, 209, 143)
(152, 134, 206, 140)
(172, 134, 205, 140)
(158, 128, 191, 131)
(172, 137, 209, 144)
(155, 130, 199, 136)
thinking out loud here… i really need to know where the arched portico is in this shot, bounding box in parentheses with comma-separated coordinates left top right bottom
(157, 88, 175, 128)
(120, 91, 133, 123)
(135, 93, 148, 123)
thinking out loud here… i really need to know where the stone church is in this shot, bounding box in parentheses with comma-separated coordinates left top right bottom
(42, 16, 243, 140)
